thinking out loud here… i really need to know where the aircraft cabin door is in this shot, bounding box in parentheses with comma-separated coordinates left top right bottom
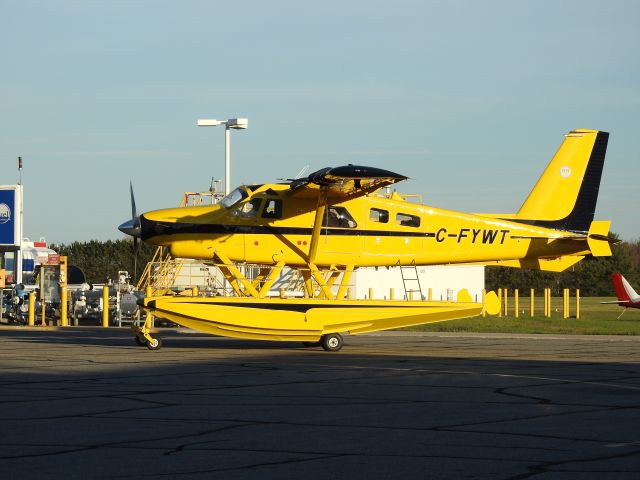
(317, 205, 363, 264)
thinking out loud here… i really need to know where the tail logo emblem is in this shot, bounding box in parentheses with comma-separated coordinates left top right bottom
(560, 166, 572, 178)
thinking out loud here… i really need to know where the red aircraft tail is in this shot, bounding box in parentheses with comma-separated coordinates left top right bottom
(611, 273, 634, 302)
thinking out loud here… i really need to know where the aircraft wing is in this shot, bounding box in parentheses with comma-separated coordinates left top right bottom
(289, 165, 407, 198)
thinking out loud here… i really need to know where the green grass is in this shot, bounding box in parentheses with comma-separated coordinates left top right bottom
(405, 297, 640, 335)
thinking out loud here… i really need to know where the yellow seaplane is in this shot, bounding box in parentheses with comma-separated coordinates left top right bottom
(119, 129, 613, 351)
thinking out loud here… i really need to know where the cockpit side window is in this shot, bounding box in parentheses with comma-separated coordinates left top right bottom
(236, 198, 262, 217)
(262, 198, 283, 219)
(221, 187, 248, 208)
(323, 206, 357, 228)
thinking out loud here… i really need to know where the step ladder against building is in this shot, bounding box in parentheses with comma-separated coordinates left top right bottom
(399, 261, 424, 300)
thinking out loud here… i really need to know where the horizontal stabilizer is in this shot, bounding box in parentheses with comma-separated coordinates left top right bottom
(587, 220, 613, 257)
(486, 255, 584, 272)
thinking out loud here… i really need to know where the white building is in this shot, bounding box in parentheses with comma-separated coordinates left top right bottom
(350, 265, 485, 302)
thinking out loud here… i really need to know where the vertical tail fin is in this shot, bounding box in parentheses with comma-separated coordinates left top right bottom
(516, 129, 608, 233)
(611, 273, 640, 302)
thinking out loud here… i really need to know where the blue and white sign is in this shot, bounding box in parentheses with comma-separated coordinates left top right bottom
(0, 186, 22, 247)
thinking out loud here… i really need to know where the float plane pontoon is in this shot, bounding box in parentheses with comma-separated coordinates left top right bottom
(119, 129, 613, 351)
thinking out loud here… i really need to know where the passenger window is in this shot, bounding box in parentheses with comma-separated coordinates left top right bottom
(396, 212, 420, 227)
(236, 198, 262, 217)
(370, 208, 389, 223)
(323, 206, 357, 228)
(262, 199, 283, 219)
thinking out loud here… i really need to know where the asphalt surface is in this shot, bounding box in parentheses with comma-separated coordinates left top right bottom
(0, 327, 639, 479)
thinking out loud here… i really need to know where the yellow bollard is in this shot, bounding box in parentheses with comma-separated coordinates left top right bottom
(530, 288, 535, 317)
(544, 288, 551, 318)
(482, 289, 486, 317)
(389, 288, 394, 300)
(347, 288, 352, 300)
(503, 289, 508, 316)
(563, 288, 569, 319)
(60, 286, 68, 327)
(369, 287, 373, 300)
(39, 286, 46, 326)
(576, 289, 580, 319)
(102, 286, 109, 328)
(428, 288, 432, 301)
(408, 290, 413, 301)
(192, 286, 199, 297)
(28, 292, 35, 326)
(514, 289, 519, 318)
(279, 287, 285, 299)
(497, 288, 503, 317)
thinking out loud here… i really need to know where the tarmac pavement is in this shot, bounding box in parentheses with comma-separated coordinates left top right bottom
(0, 327, 639, 479)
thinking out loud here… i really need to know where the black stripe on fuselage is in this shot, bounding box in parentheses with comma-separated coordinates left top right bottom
(140, 215, 436, 240)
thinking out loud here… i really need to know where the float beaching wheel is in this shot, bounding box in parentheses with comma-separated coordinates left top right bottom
(321, 333, 343, 352)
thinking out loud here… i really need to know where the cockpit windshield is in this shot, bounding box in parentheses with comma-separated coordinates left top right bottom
(220, 187, 248, 208)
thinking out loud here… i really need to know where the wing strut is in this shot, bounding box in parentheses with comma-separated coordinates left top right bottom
(307, 189, 327, 264)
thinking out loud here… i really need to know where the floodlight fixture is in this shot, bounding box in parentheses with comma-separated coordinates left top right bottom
(226, 118, 249, 129)
(196, 117, 249, 195)
(197, 119, 224, 127)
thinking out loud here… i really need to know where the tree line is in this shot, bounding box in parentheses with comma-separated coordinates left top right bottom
(51, 235, 640, 296)
(486, 236, 640, 296)
(51, 239, 156, 285)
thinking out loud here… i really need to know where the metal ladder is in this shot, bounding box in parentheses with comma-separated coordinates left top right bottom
(399, 261, 423, 300)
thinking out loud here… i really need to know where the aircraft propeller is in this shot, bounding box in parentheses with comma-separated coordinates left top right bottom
(118, 181, 142, 281)
(118, 181, 142, 241)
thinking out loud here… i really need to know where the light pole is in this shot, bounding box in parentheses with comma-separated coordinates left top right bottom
(197, 118, 248, 196)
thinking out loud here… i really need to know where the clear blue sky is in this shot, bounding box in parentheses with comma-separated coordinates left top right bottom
(2, 0, 639, 244)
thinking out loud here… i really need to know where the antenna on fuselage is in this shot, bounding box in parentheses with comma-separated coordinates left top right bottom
(279, 165, 310, 182)
(294, 165, 310, 179)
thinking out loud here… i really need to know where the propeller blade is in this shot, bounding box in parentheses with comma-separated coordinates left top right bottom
(119, 181, 142, 238)
(129, 180, 137, 219)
